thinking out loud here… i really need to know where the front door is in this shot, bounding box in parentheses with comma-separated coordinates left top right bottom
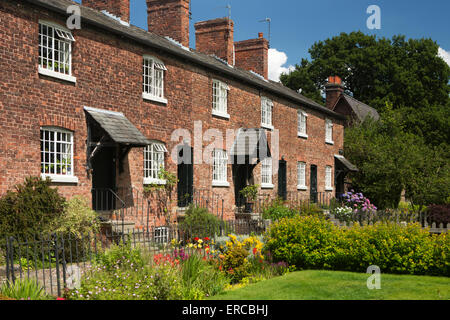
(278, 159, 287, 200)
(92, 146, 117, 210)
(177, 145, 193, 207)
(310, 164, 318, 203)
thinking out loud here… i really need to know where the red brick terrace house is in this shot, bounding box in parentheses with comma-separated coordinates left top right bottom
(0, 0, 362, 229)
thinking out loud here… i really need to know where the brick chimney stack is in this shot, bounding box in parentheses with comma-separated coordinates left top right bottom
(325, 76, 344, 110)
(234, 33, 269, 80)
(195, 18, 234, 65)
(146, 0, 191, 48)
(83, 0, 130, 23)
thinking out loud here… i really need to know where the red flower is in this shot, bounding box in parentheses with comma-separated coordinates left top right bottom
(56, 297, 65, 300)
(194, 237, 200, 242)
(253, 247, 258, 255)
(204, 237, 210, 241)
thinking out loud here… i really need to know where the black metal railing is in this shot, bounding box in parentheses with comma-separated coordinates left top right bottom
(1, 219, 268, 297)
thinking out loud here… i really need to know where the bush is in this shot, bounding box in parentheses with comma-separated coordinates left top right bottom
(264, 216, 449, 276)
(426, 204, 450, 225)
(262, 198, 296, 221)
(0, 176, 66, 239)
(179, 205, 221, 240)
(53, 196, 100, 237)
(297, 202, 324, 217)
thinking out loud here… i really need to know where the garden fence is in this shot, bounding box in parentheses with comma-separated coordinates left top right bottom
(0, 219, 268, 297)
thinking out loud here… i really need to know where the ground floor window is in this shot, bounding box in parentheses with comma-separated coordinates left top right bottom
(40, 127, 74, 177)
(144, 142, 167, 184)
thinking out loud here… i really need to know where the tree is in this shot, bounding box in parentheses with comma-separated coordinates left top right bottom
(344, 103, 450, 209)
(280, 32, 450, 112)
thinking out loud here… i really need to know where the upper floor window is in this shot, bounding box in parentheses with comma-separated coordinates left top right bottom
(325, 118, 334, 144)
(212, 79, 230, 118)
(38, 21, 76, 83)
(297, 162, 307, 190)
(143, 56, 167, 104)
(40, 127, 78, 183)
(212, 149, 229, 187)
(261, 157, 273, 188)
(298, 110, 308, 138)
(261, 97, 273, 130)
(325, 166, 333, 191)
(144, 142, 168, 184)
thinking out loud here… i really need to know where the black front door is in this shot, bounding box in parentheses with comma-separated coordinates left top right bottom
(92, 146, 117, 210)
(177, 145, 193, 207)
(278, 159, 287, 200)
(310, 165, 317, 203)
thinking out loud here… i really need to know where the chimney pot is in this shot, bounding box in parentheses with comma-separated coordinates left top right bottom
(258, 32, 264, 38)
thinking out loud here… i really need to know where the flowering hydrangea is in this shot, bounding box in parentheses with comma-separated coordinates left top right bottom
(341, 190, 377, 213)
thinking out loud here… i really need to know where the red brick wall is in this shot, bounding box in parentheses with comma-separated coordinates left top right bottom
(0, 0, 344, 224)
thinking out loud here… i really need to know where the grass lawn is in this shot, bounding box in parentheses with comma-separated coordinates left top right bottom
(209, 270, 450, 300)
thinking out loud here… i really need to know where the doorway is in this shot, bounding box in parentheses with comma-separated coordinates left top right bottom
(177, 145, 193, 207)
(310, 164, 318, 203)
(91, 146, 117, 211)
(278, 159, 287, 200)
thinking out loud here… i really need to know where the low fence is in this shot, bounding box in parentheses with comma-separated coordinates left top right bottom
(0, 219, 268, 297)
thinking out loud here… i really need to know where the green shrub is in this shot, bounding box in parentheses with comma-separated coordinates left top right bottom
(93, 243, 145, 272)
(262, 198, 296, 221)
(0, 176, 66, 239)
(52, 196, 100, 237)
(297, 202, 324, 217)
(0, 279, 48, 300)
(179, 205, 221, 240)
(221, 246, 251, 284)
(264, 216, 449, 276)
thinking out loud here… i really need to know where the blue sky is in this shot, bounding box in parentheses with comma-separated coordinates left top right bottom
(75, 0, 450, 80)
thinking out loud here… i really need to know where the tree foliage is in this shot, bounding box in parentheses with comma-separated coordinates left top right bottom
(280, 32, 450, 111)
(344, 103, 450, 209)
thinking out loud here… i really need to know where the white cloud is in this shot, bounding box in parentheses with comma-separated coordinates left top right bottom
(268, 48, 295, 82)
(438, 47, 450, 67)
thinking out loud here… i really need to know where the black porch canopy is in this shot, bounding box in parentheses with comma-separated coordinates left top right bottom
(84, 106, 151, 173)
(84, 106, 151, 147)
(334, 154, 358, 172)
(229, 128, 271, 163)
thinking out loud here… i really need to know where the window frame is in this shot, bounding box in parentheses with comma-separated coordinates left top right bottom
(297, 161, 307, 190)
(212, 79, 230, 119)
(325, 118, 334, 145)
(40, 126, 78, 183)
(325, 165, 333, 191)
(143, 141, 168, 185)
(260, 157, 274, 189)
(38, 20, 76, 83)
(142, 55, 168, 104)
(261, 96, 274, 130)
(297, 110, 308, 138)
(212, 149, 229, 187)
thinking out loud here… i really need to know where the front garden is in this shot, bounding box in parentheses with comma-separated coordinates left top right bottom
(0, 177, 449, 300)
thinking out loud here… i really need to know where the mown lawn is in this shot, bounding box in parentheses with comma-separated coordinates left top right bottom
(209, 270, 450, 300)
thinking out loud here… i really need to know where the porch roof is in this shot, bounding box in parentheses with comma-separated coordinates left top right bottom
(84, 106, 151, 147)
(335, 154, 358, 172)
(230, 128, 271, 160)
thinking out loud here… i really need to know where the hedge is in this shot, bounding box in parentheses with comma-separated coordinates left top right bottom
(264, 216, 449, 276)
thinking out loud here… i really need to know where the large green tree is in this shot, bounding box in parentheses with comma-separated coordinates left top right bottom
(280, 32, 450, 111)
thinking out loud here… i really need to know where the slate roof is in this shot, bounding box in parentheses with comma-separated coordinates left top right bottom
(84, 107, 151, 146)
(341, 94, 380, 122)
(25, 0, 345, 120)
(230, 128, 271, 161)
(335, 155, 358, 172)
